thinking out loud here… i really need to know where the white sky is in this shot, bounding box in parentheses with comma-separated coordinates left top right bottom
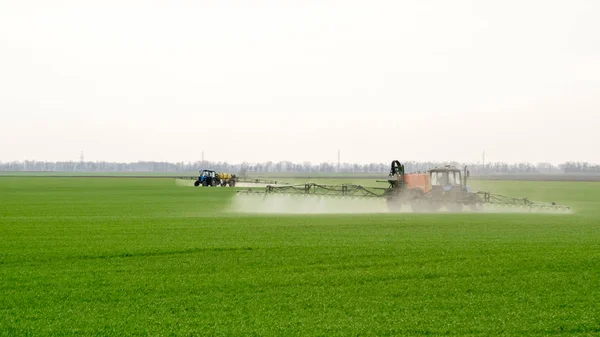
(1, 0, 598, 165)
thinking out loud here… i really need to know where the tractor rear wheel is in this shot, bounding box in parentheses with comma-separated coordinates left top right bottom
(386, 198, 402, 212)
(446, 202, 463, 212)
(428, 202, 443, 212)
(194, 180, 200, 187)
(411, 199, 427, 212)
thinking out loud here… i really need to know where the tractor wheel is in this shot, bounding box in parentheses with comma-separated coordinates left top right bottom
(424, 201, 442, 212)
(411, 198, 437, 212)
(386, 198, 402, 212)
(229, 180, 236, 187)
(194, 180, 200, 187)
(411, 199, 426, 212)
(202, 180, 208, 187)
(446, 202, 463, 213)
(211, 179, 217, 187)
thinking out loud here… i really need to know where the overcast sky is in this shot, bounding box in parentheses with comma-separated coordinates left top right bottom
(1, 0, 598, 165)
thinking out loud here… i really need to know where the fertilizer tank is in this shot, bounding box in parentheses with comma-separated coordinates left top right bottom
(404, 173, 431, 192)
(218, 173, 232, 180)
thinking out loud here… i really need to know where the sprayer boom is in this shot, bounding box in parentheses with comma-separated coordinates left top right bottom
(239, 183, 388, 198)
(236, 160, 571, 213)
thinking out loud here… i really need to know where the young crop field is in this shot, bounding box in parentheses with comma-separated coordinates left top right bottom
(0, 177, 599, 336)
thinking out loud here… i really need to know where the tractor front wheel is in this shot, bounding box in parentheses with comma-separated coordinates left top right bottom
(194, 180, 200, 187)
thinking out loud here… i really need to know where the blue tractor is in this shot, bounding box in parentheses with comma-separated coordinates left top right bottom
(194, 169, 219, 187)
(193, 169, 237, 187)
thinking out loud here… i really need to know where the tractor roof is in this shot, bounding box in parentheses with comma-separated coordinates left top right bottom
(429, 165, 461, 173)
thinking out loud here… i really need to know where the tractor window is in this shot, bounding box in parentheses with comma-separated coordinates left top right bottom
(448, 171, 461, 185)
(431, 171, 461, 186)
(431, 172, 448, 186)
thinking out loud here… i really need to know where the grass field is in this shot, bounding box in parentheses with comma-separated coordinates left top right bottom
(1, 177, 599, 336)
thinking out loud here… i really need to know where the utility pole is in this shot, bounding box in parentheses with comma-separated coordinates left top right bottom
(337, 149, 340, 173)
(202, 150, 204, 168)
(482, 151, 485, 173)
(80, 151, 84, 171)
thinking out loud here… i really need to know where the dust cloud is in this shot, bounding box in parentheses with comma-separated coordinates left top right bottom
(175, 179, 195, 186)
(235, 183, 281, 188)
(470, 204, 573, 214)
(229, 194, 390, 214)
(228, 194, 573, 215)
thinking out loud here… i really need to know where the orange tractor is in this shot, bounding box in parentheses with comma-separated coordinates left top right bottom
(383, 160, 480, 212)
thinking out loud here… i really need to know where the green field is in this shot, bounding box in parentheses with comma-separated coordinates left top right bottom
(1, 177, 599, 336)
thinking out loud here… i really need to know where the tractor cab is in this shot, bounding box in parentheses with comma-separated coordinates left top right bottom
(199, 169, 216, 179)
(429, 165, 469, 191)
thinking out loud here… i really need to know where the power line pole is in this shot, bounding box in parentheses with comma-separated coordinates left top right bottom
(79, 151, 84, 171)
(337, 149, 340, 173)
(482, 150, 485, 173)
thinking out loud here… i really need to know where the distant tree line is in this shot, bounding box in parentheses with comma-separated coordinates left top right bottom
(0, 160, 598, 175)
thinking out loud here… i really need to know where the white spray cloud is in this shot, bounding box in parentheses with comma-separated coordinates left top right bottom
(227, 193, 573, 215)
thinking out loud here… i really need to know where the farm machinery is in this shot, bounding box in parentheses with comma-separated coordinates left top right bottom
(176, 169, 283, 187)
(236, 160, 571, 213)
(194, 169, 237, 187)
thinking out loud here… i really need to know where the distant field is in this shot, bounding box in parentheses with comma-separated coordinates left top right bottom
(2, 171, 600, 182)
(0, 171, 195, 177)
(472, 174, 600, 182)
(0, 171, 376, 179)
(1, 177, 599, 336)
